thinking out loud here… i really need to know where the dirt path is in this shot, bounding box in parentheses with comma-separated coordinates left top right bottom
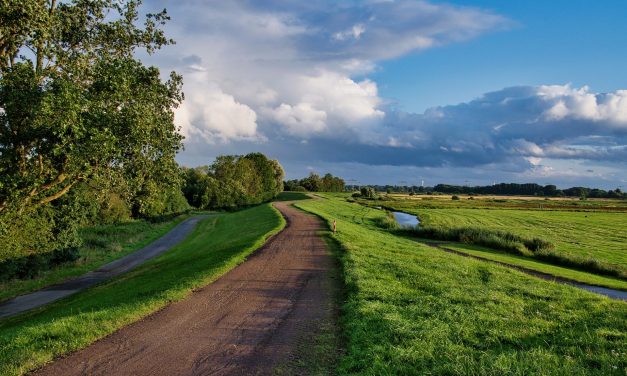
(426, 242, 627, 300)
(0, 215, 210, 319)
(33, 202, 336, 376)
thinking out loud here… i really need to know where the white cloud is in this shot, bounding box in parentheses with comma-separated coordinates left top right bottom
(176, 73, 260, 143)
(333, 24, 366, 41)
(144, 0, 508, 143)
(268, 103, 327, 136)
(539, 84, 627, 124)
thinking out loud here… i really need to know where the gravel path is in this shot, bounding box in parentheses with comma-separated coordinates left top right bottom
(33, 202, 336, 375)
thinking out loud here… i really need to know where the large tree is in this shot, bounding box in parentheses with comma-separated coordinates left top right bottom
(0, 0, 183, 214)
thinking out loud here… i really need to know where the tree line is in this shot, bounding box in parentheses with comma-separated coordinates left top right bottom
(283, 172, 345, 192)
(345, 183, 624, 199)
(432, 183, 625, 199)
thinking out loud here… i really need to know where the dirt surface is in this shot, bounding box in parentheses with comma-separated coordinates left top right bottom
(33, 202, 336, 376)
(427, 242, 627, 300)
(0, 215, 210, 319)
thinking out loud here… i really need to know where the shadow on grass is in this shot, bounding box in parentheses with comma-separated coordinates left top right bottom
(275, 192, 311, 201)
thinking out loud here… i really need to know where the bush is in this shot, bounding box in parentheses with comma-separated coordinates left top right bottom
(360, 187, 377, 199)
(452, 195, 460, 200)
(293, 185, 307, 192)
(351, 192, 362, 198)
(374, 211, 399, 230)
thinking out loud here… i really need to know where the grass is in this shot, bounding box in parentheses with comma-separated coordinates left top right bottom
(441, 243, 627, 291)
(0, 215, 191, 303)
(0, 204, 284, 376)
(295, 194, 627, 375)
(356, 195, 627, 277)
(414, 208, 627, 268)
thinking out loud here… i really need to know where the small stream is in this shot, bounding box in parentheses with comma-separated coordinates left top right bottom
(392, 212, 420, 227)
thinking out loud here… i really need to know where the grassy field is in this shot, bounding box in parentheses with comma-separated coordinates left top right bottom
(442, 243, 627, 291)
(416, 209, 627, 268)
(0, 204, 284, 376)
(0, 215, 191, 303)
(358, 195, 627, 275)
(296, 195, 627, 375)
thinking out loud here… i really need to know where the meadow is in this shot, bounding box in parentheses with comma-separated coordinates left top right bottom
(357, 194, 627, 279)
(295, 195, 627, 375)
(0, 204, 284, 376)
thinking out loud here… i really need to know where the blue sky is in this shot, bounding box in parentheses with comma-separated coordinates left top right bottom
(145, 0, 627, 189)
(374, 0, 627, 113)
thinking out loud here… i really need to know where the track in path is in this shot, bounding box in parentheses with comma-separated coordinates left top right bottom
(34, 201, 336, 376)
(0, 215, 210, 319)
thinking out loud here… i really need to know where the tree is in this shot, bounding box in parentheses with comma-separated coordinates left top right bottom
(301, 172, 322, 192)
(0, 0, 181, 214)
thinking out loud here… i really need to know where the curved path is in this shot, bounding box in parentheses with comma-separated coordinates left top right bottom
(33, 202, 336, 375)
(0, 215, 209, 319)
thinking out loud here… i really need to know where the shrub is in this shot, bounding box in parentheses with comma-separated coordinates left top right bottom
(451, 195, 460, 200)
(374, 211, 399, 230)
(360, 187, 377, 199)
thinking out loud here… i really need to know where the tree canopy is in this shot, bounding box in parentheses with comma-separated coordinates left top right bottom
(0, 0, 188, 281)
(284, 172, 345, 192)
(182, 153, 284, 210)
(0, 0, 182, 214)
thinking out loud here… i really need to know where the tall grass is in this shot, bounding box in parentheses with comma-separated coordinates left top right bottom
(396, 225, 626, 279)
(374, 211, 399, 230)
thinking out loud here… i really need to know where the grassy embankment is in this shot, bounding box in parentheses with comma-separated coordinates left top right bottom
(0, 204, 284, 376)
(296, 195, 627, 375)
(0, 215, 191, 303)
(356, 194, 627, 281)
(443, 243, 627, 291)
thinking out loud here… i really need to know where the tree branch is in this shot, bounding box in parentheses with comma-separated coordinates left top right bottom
(36, 179, 77, 207)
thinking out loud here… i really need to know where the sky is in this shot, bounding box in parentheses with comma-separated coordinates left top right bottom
(142, 0, 627, 189)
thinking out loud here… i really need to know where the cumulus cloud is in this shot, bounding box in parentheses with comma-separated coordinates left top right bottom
(141, 1, 626, 187)
(539, 85, 627, 124)
(144, 0, 508, 143)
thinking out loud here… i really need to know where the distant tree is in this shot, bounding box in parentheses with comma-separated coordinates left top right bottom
(360, 186, 376, 199)
(181, 154, 284, 210)
(301, 173, 322, 192)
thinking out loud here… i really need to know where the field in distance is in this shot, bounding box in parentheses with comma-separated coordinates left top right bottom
(362, 193, 627, 271)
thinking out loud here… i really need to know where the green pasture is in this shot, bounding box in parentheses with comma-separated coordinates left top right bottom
(296, 195, 627, 375)
(395, 206, 627, 269)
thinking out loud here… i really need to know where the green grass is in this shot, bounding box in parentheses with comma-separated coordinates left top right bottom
(0, 215, 191, 303)
(363, 197, 627, 275)
(0, 204, 284, 376)
(295, 194, 627, 375)
(414, 208, 627, 268)
(441, 243, 627, 291)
